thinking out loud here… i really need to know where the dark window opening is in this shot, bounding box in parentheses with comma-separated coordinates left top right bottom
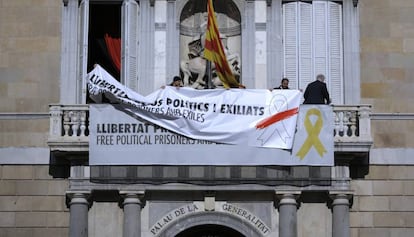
(176, 224, 245, 237)
(88, 3, 121, 80)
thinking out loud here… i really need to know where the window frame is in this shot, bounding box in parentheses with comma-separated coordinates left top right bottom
(268, 0, 360, 105)
(60, 0, 139, 104)
(282, 0, 344, 104)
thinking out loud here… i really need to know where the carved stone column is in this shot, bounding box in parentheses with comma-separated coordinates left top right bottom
(329, 192, 353, 237)
(276, 191, 301, 237)
(67, 191, 91, 237)
(120, 191, 145, 237)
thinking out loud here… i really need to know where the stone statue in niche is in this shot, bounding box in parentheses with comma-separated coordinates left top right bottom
(180, 12, 241, 89)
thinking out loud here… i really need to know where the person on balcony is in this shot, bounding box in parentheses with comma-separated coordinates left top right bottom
(170, 76, 183, 87)
(272, 78, 290, 90)
(161, 76, 183, 89)
(303, 74, 331, 104)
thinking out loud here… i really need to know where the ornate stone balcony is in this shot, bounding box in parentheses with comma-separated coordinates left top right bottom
(48, 104, 89, 153)
(47, 104, 373, 155)
(47, 103, 372, 188)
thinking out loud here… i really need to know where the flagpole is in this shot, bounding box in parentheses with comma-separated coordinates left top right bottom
(204, 0, 239, 89)
(206, 60, 212, 89)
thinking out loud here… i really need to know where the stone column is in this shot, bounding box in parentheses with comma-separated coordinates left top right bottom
(242, 0, 256, 87)
(166, 0, 180, 81)
(120, 191, 145, 237)
(329, 192, 353, 237)
(276, 191, 300, 237)
(343, 0, 361, 104)
(61, 0, 80, 103)
(137, 0, 155, 95)
(67, 191, 91, 237)
(266, 0, 283, 87)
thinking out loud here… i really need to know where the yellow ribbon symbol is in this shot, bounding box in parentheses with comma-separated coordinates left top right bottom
(296, 108, 327, 160)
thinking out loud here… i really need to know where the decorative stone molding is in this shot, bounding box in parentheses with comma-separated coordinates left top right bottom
(275, 191, 301, 208)
(266, 0, 272, 7)
(353, 0, 359, 7)
(328, 191, 354, 209)
(204, 191, 216, 211)
(119, 191, 146, 208)
(66, 191, 92, 208)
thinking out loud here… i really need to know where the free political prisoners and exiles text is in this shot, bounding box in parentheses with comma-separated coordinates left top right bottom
(95, 122, 214, 146)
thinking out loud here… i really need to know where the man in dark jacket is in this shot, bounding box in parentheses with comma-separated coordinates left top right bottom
(274, 78, 290, 90)
(303, 74, 331, 104)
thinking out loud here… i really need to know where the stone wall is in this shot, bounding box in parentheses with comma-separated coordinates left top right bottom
(0, 119, 49, 147)
(0, 0, 60, 147)
(360, 0, 414, 147)
(357, 2, 414, 234)
(350, 165, 414, 236)
(0, 165, 69, 237)
(371, 120, 414, 148)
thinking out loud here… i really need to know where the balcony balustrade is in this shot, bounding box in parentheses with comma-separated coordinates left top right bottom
(47, 104, 372, 153)
(48, 104, 89, 152)
(47, 103, 372, 187)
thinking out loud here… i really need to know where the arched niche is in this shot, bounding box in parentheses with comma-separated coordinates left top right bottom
(177, 0, 242, 88)
(157, 212, 264, 237)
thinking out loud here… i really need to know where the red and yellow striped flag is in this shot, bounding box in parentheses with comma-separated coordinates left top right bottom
(204, 0, 240, 88)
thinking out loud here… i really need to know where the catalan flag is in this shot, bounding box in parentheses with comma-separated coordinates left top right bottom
(204, 0, 240, 88)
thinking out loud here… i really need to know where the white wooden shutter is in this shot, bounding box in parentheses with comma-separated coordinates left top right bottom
(78, 0, 89, 103)
(299, 2, 313, 90)
(283, 0, 343, 100)
(283, 2, 298, 88)
(328, 2, 343, 104)
(121, 0, 139, 90)
(313, 1, 328, 78)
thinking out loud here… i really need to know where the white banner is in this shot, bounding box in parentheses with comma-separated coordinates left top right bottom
(88, 65, 301, 149)
(89, 104, 333, 166)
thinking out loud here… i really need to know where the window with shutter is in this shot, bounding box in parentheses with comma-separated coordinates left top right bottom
(74, 0, 139, 103)
(283, 3, 298, 89)
(299, 2, 313, 91)
(283, 1, 344, 104)
(121, 0, 139, 91)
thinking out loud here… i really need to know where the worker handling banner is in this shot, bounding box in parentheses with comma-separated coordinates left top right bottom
(88, 65, 334, 166)
(88, 65, 301, 149)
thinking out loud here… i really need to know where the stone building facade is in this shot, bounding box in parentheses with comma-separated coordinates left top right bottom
(0, 0, 413, 237)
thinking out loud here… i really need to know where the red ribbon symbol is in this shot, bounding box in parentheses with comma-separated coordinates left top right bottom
(256, 107, 299, 129)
